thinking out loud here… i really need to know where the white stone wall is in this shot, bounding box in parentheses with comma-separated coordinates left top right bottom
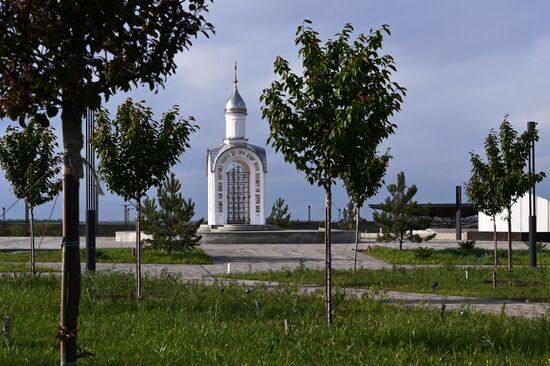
(224, 112, 246, 141)
(207, 146, 265, 225)
(478, 194, 550, 232)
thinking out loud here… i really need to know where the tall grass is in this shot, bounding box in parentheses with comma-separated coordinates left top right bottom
(225, 266, 550, 302)
(0, 273, 548, 365)
(367, 246, 550, 265)
(0, 247, 211, 265)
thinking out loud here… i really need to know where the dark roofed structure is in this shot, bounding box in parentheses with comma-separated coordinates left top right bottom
(369, 203, 477, 228)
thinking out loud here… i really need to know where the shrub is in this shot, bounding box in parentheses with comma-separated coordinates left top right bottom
(534, 242, 547, 251)
(141, 172, 202, 254)
(413, 246, 433, 260)
(459, 240, 476, 250)
(267, 197, 291, 228)
(523, 242, 548, 251)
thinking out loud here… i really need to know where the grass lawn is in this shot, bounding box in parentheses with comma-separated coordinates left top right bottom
(0, 247, 211, 266)
(366, 245, 550, 265)
(223, 266, 550, 302)
(0, 273, 548, 365)
(0, 262, 57, 273)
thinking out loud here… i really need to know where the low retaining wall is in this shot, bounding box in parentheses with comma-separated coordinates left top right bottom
(466, 231, 550, 242)
(198, 229, 355, 244)
(115, 229, 355, 244)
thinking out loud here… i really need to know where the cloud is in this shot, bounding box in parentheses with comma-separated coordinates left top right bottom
(1, 0, 550, 222)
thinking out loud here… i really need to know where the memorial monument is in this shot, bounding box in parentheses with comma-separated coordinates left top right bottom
(206, 64, 267, 226)
(198, 65, 353, 244)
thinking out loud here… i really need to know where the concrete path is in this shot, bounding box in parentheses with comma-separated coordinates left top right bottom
(34, 242, 390, 278)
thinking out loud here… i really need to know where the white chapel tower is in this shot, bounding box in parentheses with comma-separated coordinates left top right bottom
(206, 64, 267, 226)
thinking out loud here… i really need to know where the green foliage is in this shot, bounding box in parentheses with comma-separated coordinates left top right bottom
(1, 273, 549, 364)
(229, 266, 550, 303)
(260, 21, 405, 320)
(412, 246, 433, 260)
(459, 240, 476, 250)
(466, 117, 545, 270)
(0, 121, 61, 273)
(0, 1, 213, 125)
(342, 152, 391, 212)
(0, 2, 213, 359)
(267, 197, 291, 228)
(141, 172, 203, 254)
(0, 224, 27, 236)
(339, 200, 356, 230)
(92, 99, 197, 201)
(366, 246, 550, 266)
(373, 172, 431, 250)
(525, 242, 548, 252)
(465, 117, 545, 226)
(260, 21, 405, 190)
(0, 122, 61, 207)
(0, 247, 211, 265)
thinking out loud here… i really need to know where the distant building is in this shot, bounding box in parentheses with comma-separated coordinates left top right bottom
(478, 194, 550, 232)
(205, 66, 266, 226)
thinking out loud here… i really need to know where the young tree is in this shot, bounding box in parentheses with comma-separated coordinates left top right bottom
(267, 197, 291, 228)
(261, 20, 405, 324)
(0, 122, 61, 275)
(373, 172, 431, 250)
(141, 172, 202, 254)
(0, 2, 212, 362)
(92, 99, 198, 298)
(342, 151, 391, 271)
(340, 200, 356, 230)
(466, 117, 545, 274)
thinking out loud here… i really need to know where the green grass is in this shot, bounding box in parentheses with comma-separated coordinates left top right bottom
(0, 247, 211, 265)
(223, 266, 550, 302)
(0, 262, 58, 273)
(366, 245, 550, 265)
(0, 273, 548, 365)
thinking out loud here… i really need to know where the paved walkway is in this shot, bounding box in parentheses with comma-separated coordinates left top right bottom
(2, 237, 549, 319)
(0, 236, 539, 251)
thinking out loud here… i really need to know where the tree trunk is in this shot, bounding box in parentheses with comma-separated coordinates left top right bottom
(493, 216, 497, 288)
(60, 111, 82, 366)
(507, 207, 512, 272)
(136, 198, 142, 299)
(353, 205, 360, 273)
(29, 206, 35, 276)
(324, 186, 332, 325)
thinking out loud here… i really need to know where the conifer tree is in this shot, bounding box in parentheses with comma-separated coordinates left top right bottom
(373, 172, 431, 250)
(267, 197, 291, 228)
(141, 172, 202, 254)
(340, 200, 356, 230)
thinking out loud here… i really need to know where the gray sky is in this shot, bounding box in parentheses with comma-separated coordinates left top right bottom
(1, 0, 549, 222)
